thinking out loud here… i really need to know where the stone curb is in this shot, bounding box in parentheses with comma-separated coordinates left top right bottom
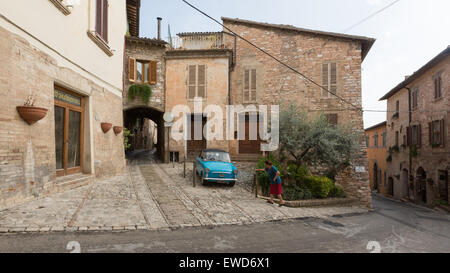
(257, 195, 358, 208)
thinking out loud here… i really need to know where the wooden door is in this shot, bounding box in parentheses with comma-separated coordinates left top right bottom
(54, 87, 84, 177)
(239, 114, 261, 154)
(187, 114, 206, 157)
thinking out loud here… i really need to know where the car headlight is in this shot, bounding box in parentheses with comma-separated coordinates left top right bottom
(234, 169, 238, 174)
(205, 168, 210, 173)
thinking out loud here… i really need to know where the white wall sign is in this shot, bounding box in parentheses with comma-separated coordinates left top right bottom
(355, 166, 366, 173)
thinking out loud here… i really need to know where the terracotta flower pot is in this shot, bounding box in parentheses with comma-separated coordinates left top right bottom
(101, 122, 112, 133)
(16, 106, 48, 125)
(113, 126, 123, 135)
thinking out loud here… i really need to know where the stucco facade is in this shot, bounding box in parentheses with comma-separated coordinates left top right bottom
(0, 0, 127, 209)
(381, 47, 449, 206)
(365, 122, 388, 195)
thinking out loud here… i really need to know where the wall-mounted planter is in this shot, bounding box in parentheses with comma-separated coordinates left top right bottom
(113, 126, 123, 135)
(16, 106, 48, 125)
(101, 122, 112, 133)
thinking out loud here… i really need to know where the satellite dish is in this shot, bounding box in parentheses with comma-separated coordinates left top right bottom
(163, 112, 174, 123)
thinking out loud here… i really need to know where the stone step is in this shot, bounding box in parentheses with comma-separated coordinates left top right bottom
(53, 173, 94, 193)
(231, 154, 261, 162)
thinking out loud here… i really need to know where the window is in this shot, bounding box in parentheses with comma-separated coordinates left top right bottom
(374, 133, 378, 148)
(188, 65, 207, 99)
(322, 63, 337, 97)
(434, 73, 442, 99)
(244, 69, 257, 102)
(395, 131, 399, 146)
(395, 101, 400, 116)
(128, 58, 157, 84)
(382, 131, 387, 147)
(366, 135, 370, 147)
(96, 0, 108, 43)
(325, 114, 338, 126)
(409, 124, 421, 147)
(412, 88, 419, 109)
(429, 120, 445, 147)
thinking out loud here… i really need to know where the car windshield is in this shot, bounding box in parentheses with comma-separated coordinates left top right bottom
(203, 151, 231, 162)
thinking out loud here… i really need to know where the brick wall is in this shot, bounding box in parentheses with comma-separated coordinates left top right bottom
(223, 21, 371, 207)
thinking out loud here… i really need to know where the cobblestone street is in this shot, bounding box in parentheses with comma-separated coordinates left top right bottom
(0, 161, 368, 233)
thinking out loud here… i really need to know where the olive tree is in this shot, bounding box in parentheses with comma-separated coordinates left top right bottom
(279, 103, 359, 174)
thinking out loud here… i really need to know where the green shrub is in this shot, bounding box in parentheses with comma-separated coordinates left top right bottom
(306, 176, 334, 199)
(128, 84, 152, 105)
(287, 164, 309, 184)
(328, 185, 346, 198)
(256, 154, 283, 196)
(283, 186, 313, 201)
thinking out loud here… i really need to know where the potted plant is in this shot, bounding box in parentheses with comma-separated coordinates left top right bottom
(16, 94, 48, 125)
(101, 122, 112, 133)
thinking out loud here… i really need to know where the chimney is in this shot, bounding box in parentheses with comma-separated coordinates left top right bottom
(157, 17, 162, 40)
(404, 75, 410, 80)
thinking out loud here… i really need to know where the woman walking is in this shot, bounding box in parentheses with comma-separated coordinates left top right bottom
(257, 160, 285, 207)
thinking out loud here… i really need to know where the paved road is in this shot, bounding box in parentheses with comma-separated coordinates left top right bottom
(0, 194, 448, 253)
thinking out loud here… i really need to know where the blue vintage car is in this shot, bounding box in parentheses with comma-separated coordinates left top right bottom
(195, 149, 238, 187)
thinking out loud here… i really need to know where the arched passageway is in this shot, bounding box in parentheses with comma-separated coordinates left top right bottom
(373, 163, 379, 191)
(124, 106, 166, 162)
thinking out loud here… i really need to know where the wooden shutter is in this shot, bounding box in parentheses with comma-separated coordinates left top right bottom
(428, 122, 433, 145)
(244, 69, 250, 102)
(197, 65, 206, 98)
(188, 65, 196, 99)
(440, 119, 445, 147)
(102, 0, 108, 42)
(326, 114, 338, 126)
(322, 64, 329, 97)
(149, 61, 157, 85)
(251, 69, 256, 101)
(128, 57, 136, 82)
(417, 124, 422, 147)
(330, 63, 337, 94)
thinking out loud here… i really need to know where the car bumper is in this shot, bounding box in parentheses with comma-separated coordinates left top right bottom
(203, 177, 237, 182)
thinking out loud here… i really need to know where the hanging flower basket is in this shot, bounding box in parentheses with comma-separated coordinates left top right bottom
(101, 122, 112, 133)
(16, 106, 48, 125)
(113, 126, 123, 135)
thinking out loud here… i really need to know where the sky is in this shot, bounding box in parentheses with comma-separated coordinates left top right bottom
(139, 0, 450, 128)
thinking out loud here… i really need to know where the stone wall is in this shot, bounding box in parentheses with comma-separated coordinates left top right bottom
(222, 21, 372, 207)
(0, 25, 125, 208)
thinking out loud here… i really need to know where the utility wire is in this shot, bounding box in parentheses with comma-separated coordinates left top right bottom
(182, 0, 363, 112)
(343, 0, 401, 33)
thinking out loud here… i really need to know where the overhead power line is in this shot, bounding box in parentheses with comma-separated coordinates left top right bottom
(182, 0, 363, 112)
(343, 0, 401, 33)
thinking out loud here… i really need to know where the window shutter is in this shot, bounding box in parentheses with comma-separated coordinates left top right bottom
(418, 124, 422, 147)
(251, 69, 257, 101)
(406, 127, 411, 146)
(188, 65, 196, 99)
(428, 122, 433, 145)
(244, 69, 250, 102)
(322, 63, 329, 97)
(102, 0, 108, 42)
(440, 119, 445, 147)
(96, 0, 102, 35)
(197, 65, 206, 98)
(128, 58, 136, 82)
(330, 63, 337, 94)
(149, 61, 157, 84)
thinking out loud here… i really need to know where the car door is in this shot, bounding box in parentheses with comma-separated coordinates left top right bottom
(196, 151, 204, 176)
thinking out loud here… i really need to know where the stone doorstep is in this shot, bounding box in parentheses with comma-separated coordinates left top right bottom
(257, 195, 358, 208)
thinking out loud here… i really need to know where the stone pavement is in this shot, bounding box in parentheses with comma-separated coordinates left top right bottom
(0, 163, 368, 233)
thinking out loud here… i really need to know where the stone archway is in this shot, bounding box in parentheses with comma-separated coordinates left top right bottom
(124, 106, 166, 162)
(416, 167, 427, 204)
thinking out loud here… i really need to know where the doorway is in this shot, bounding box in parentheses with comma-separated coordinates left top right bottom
(416, 167, 427, 203)
(239, 113, 262, 154)
(438, 170, 449, 202)
(187, 114, 207, 158)
(54, 87, 84, 177)
(373, 163, 379, 191)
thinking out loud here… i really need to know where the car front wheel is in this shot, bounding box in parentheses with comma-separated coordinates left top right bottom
(228, 182, 235, 187)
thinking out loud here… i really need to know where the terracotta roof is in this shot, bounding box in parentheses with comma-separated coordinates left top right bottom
(365, 121, 387, 131)
(221, 17, 376, 61)
(125, 36, 168, 47)
(379, 46, 450, 101)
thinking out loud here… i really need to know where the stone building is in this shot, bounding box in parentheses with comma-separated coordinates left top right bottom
(0, 0, 128, 208)
(160, 18, 376, 207)
(365, 122, 389, 195)
(379, 46, 449, 206)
